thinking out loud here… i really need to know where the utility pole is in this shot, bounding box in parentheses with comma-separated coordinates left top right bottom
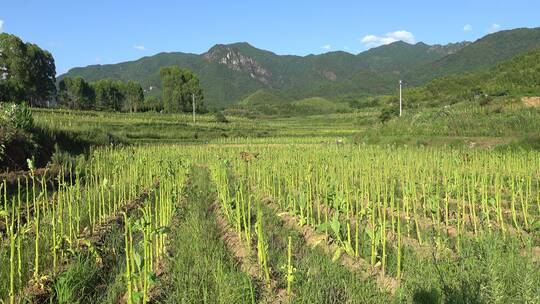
(399, 80, 403, 117)
(192, 93, 196, 124)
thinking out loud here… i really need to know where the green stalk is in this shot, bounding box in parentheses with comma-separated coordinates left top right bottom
(32, 171, 40, 281)
(16, 179, 22, 286)
(123, 212, 133, 304)
(396, 188, 401, 283)
(9, 215, 15, 304)
(287, 236, 294, 296)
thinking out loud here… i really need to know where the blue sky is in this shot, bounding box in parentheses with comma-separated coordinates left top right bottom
(1, 0, 539, 74)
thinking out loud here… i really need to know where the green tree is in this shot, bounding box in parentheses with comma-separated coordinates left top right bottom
(0, 33, 56, 106)
(58, 76, 94, 109)
(122, 80, 144, 112)
(91, 79, 124, 111)
(26, 44, 56, 106)
(143, 96, 163, 112)
(159, 66, 203, 113)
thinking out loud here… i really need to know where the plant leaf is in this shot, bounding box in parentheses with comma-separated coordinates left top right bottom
(332, 248, 342, 262)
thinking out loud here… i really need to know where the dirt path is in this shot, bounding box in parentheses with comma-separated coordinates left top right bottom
(153, 167, 258, 303)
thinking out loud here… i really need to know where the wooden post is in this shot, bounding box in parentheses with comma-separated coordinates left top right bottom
(399, 80, 402, 117)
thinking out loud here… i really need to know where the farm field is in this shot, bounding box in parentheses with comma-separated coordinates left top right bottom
(1, 144, 538, 303)
(32, 108, 373, 145)
(3, 3, 540, 303)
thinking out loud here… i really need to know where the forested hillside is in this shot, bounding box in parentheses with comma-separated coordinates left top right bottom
(406, 27, 540, 84)
(60, 27, 540, 109)
(59, 40, 469, 108)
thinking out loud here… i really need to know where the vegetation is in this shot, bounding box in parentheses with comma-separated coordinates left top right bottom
(1, 22, 540, 304)
(0, 33, 56, 106)
(1, 144, 537, 303)
(407, 27, 540, 85)
(234, 93, 351, 116)
(360, 46, 540, 146)
(59, 28, 540, 109)
(57, 77, 146, 112)
(31, 108, 367, 144)
(159, 66, 204, 113)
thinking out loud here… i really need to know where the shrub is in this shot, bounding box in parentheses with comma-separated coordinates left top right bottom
(0, 102, 34, 131)
(214, 111, 229, 123)
(379, 105, 399, 123)
(478, 95, 493, 107)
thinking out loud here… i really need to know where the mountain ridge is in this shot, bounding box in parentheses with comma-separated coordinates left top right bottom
(60, 27, 540, 108)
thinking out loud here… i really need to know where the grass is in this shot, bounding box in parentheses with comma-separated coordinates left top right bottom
(156, 166, 257, 303)
(258, 203, 391, 303)
(31, 108, 372, 146)
(1, 143, 538, 303)
(359, 98, 540, 148)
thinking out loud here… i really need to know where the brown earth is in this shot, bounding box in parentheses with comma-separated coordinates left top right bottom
(213, 202, 288, 304)
(522, 96, 540, 107)
(261, 197, 398, 294)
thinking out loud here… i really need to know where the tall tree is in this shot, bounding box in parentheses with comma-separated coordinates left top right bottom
(184, 70, 204, 113)
(91, 79, 124, 111)
(122, 80, 144, 112)
(159, 66, 203, 113)
(26, 44, 56, 106)
(58, 76, 94, 109)
(0, 33, 56, 106)
(143, 96, 163, 112)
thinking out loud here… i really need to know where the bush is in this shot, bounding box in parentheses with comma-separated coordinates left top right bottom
(214, 111, 229, 123)
(0, 102, 34, 131)
(379, 105, 399, 123)
(478, 95, 492, 107)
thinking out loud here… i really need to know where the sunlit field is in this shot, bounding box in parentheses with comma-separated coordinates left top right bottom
(1, 144, 538, 303)
(32, 108, 373, 144)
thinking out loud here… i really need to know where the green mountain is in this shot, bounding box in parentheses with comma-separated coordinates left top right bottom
(356, 41, 469, 73)
(414, 46, 540, 105)
(60, 27, 540, 109)
(406, 27, 540, 84)
(239, 89, 287, 106)
(60, 41, 462, 108)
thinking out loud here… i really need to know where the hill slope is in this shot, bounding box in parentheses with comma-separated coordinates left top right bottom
(361, 46, 540, 146)
(407, 27, 540, 84)
(412, 46, 540, 106)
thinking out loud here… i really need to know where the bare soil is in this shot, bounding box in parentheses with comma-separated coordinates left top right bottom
(261, 197, 398, 294)
(522, 96, 540, 107)
(213, 202, 288, 303)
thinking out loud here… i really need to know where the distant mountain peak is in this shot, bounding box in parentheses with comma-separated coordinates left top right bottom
(428, 41, 471, 56)
(203, 43, 273, 85)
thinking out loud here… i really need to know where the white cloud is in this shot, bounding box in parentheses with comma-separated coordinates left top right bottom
(463, 24, 472, 32)
(134, 45, 146, 51)
(0, 20, 4, 32)
(322, 44, 332, 50)
(360, 30, 416, 47)
(489, 23, 501, 33)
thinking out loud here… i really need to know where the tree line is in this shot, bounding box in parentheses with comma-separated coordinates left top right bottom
(1, 32, 205, 113)
(58, 77, 150, 112)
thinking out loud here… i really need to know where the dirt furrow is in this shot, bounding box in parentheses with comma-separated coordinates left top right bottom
(262, 198, 398, 294)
